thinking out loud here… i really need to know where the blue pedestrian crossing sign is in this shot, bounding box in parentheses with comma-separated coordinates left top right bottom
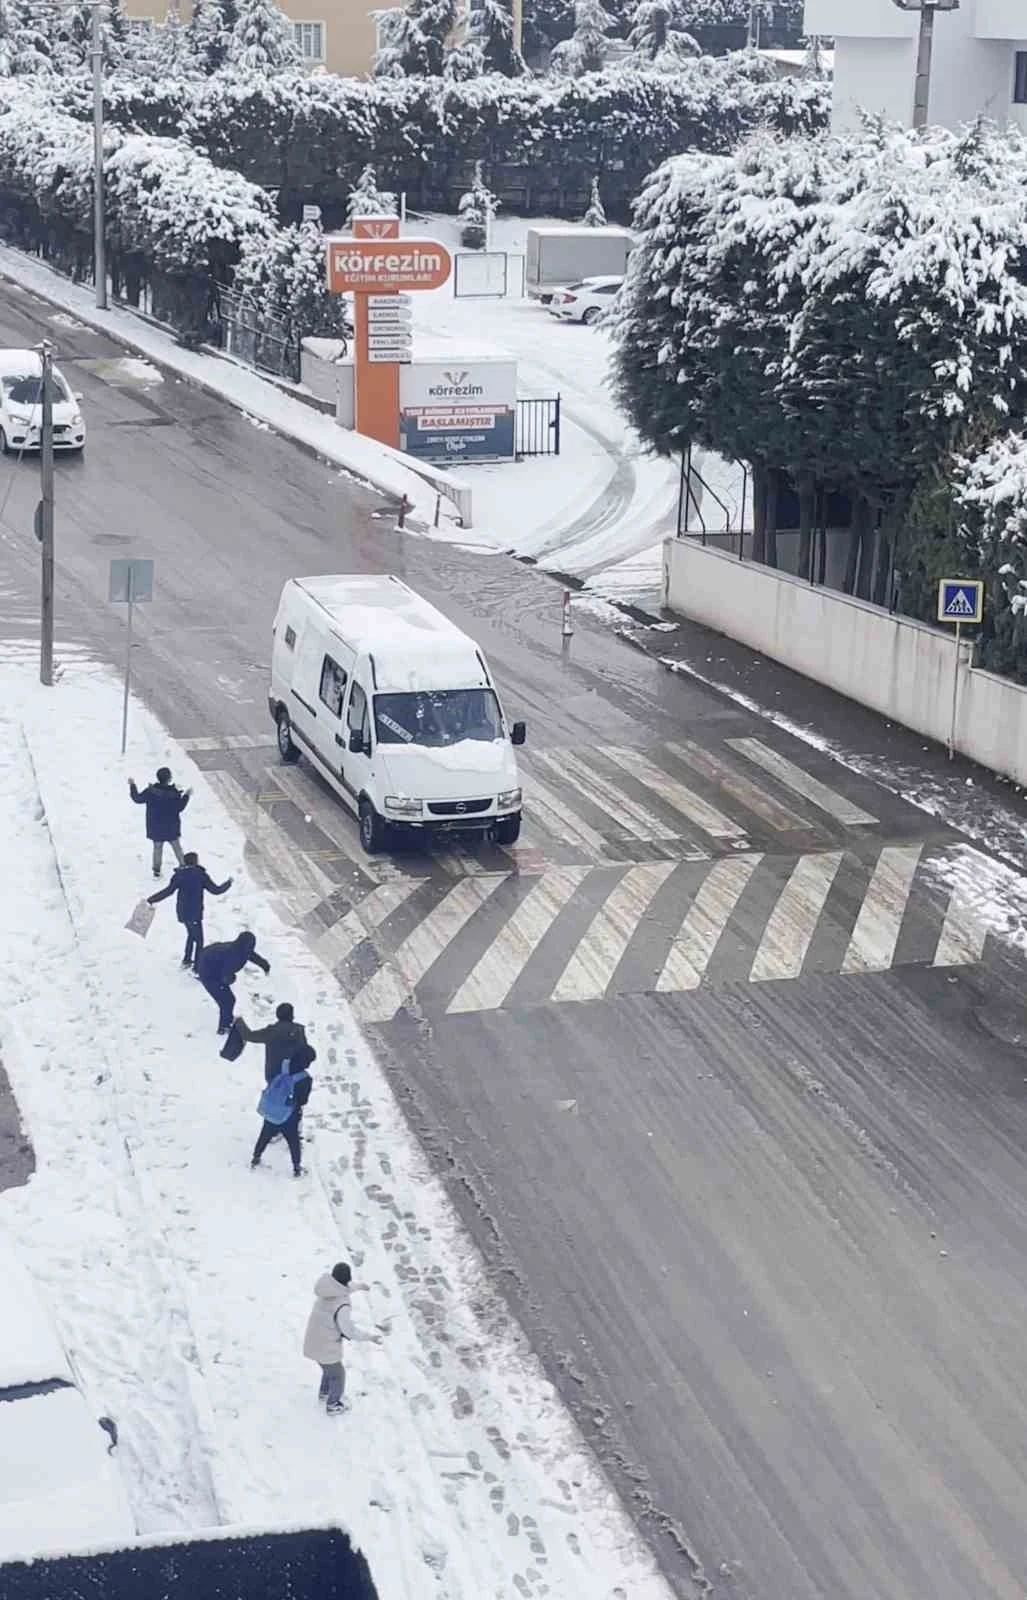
(937, 579, 984, 625)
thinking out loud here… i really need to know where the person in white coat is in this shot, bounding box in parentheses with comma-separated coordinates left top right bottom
(302, 1261, 381, 1415)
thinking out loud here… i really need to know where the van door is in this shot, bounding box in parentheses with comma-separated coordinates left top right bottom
(307, 645, 352, 785)
(340, 675, 373, 808)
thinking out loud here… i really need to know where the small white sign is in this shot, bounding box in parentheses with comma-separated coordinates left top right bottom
(367, 333, 412, 350)
(368, 348, 412, 365)
(367, 293, 412, 309)
(368, 304, 413, 323)
(302, 204, 322, 224)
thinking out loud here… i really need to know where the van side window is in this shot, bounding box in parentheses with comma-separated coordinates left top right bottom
(347, 682, 369, 745)
(319, 655, 347, 718)
(284, 625, 296, 650)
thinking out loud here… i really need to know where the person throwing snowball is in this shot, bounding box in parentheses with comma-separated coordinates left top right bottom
(302, 1262, 382, 1416)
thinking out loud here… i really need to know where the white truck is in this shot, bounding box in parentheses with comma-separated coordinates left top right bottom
(269, 574, 526, 854)
(524, 225, 634, 302)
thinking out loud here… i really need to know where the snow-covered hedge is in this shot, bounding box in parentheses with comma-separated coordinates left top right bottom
(612, 120, 1027, 676)
(49, 54, 828, 220)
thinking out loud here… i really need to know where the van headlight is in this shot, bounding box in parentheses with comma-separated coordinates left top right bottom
(497, 788, 522, 809)
(385, 795, 422, 815)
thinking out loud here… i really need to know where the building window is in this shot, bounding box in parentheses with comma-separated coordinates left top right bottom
(128, 16, 154, 30)
(1015, 52, 1027, 106)
(293, 21, 325, 62)
(319, 654, 347, 717)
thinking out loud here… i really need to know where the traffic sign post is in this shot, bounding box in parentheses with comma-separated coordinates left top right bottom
(109, 558, 154, 754)
(937, 579, 984, 761)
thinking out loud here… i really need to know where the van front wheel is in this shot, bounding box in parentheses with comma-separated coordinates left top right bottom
(276, 710, 299, 764)
(359, 799, 387, 854)
(494, 813, 522, 846)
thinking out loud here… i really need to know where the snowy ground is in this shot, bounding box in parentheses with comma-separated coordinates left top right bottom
(401, 214, 695, 609)
(0, 657, 673, 1598)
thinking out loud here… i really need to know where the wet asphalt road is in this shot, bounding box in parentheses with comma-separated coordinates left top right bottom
(2, 280, 1027, 1600)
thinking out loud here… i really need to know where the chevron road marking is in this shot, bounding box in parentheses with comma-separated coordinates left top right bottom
(602, 747, 746, 840)
(841, 845, 923, 974)
(448, 867, 591, 1013)
(657, 855, 761, 992)
(204, 769, 333, 918)
(310, 879, 426, 973)
(728, 738, 878, 827)
(534, 750, 679, 842)
(665, 740, 808, 833)
(518, 769, 610, 855)
(552, 861, 677, 1003)
(349, 876, 506, 1023)
(933, 892, 989, 968)
(750, 852, 844, 983)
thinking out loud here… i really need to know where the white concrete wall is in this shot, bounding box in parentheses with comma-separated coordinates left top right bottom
(662, 539, 1027, 787)
(831, 36, 915, 130)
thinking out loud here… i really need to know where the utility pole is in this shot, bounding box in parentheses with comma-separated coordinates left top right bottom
(39, 342, 55, 688)
(91, 0, 107, 309)
(746, 1, 762, 51)
(890, 0, 960, 132)
(512, 0, 523, 58)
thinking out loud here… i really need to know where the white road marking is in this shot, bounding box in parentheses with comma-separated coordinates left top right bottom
(933, 892, 989, 968)
(178, 733, 277, 752)
(204, 770, 333, 916)
(841, 845, 922, 974)
(448, 867, 590, 1013)
(665, 740, 807, 832)
(310, 879, 424, 971)
(534, 750, 679, 842)
(349, 876, 506, 1023)
(519, 770, 609, 854)
(265, 764, 375, 873)
(602, 747, 745, 839)
(751, 852, 843, 982)
(657, 856, 760, 991)
(551, 862, 676, 1003)
(727, 738, 878, 827)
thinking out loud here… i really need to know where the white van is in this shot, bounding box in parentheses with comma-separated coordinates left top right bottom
(269, 574, 526, 854)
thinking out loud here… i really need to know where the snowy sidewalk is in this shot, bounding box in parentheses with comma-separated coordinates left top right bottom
(0, 660, 672, 1600)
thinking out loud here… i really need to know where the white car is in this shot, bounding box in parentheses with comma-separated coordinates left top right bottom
(547, 275, 624, 325)
(0, 348, 86, 455)
(0, 1234, 134, 1561)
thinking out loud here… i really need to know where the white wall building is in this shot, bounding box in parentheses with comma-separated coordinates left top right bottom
(805, 0, 1027, 132)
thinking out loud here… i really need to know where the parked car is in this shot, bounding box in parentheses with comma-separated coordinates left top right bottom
(0, 348, 86, 455)
(0, 1233, 134, 1561)
(525, 225, 632, 300)
(547, 276, 624, 325)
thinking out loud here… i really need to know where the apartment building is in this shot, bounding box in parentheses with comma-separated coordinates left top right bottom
(804, 0, 1027, 131)
(123, 0, 378, 78)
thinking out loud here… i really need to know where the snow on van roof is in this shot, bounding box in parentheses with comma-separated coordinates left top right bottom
(295, 575, 490, 692)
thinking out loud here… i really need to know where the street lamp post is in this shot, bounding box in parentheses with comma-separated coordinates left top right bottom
(90, 1, 107, 309)
(890, 0, 960, 132)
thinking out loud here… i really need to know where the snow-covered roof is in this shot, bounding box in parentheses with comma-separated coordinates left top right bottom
(0, 1234, 72, 1388)
(297, 575, 486, 689)
(0, 1388, 135, 1561)
(0, 348, 42, 377)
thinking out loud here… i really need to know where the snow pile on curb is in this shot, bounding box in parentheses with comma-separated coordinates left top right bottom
(0, 660, 673, 1599)
(0, 245, 460, 535)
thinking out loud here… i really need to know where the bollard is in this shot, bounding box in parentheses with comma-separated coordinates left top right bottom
(398, 494, 411, 530)
(434, 492, 442, 529)
(562, 589, 574, 639)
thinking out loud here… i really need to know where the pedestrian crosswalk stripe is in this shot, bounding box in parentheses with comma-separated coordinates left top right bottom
(656, 855, 761, 991)
(551, 861, 677, 1003)
(519, 770, 609, 855)
(178, 734, 276, 752)
(204, 769, 334, 915)
(841, 845, 922, 974)
(349, 875, 506, 1023)
(448, 867, 591, 1013)
(310, 879, 423, 973)
(933, 891, 988, 968)
(664, 740, 808, 833)
(750, 852, 843, 983)
(601, 747, 746, 840)
(727, 738, 878, 828)
(534, 749, 678, 842)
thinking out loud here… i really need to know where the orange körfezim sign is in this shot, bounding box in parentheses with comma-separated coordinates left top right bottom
(326, 237, 453, 293)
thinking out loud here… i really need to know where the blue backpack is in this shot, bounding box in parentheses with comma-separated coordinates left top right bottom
(257, 1059, 309, 1126)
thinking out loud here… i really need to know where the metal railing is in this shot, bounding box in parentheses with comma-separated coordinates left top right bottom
(516, 396, 561, 457)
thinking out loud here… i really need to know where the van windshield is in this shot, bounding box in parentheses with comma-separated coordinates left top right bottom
(374, 689, 503, 747)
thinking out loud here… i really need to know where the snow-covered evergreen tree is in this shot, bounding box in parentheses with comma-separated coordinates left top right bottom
(627, 0, 697, 63)
(801, 33, 826, 78)
(150, 11, 192, 77)
(190, 0, 236, 72)
(346, 162, 398, 221)
(372, 0, 454, 75)
(0, 0, 55, 74)
(234, 219, 351, 343)
(466, 0, 526, 76)
(458, 160, 498, 247)
(443, 33, 483, 76)
(550, 0, 614, 73)
(582, 175, 605, 226)
(227, 0, 298, 73)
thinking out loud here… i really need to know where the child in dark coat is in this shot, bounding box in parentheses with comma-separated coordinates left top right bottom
(129, 767, 190, 877)
(196, 931, 271, 1034)
(148, 852, 232, 970)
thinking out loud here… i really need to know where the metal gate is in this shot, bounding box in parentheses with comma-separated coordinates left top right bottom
(516, 396, 561, 457)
